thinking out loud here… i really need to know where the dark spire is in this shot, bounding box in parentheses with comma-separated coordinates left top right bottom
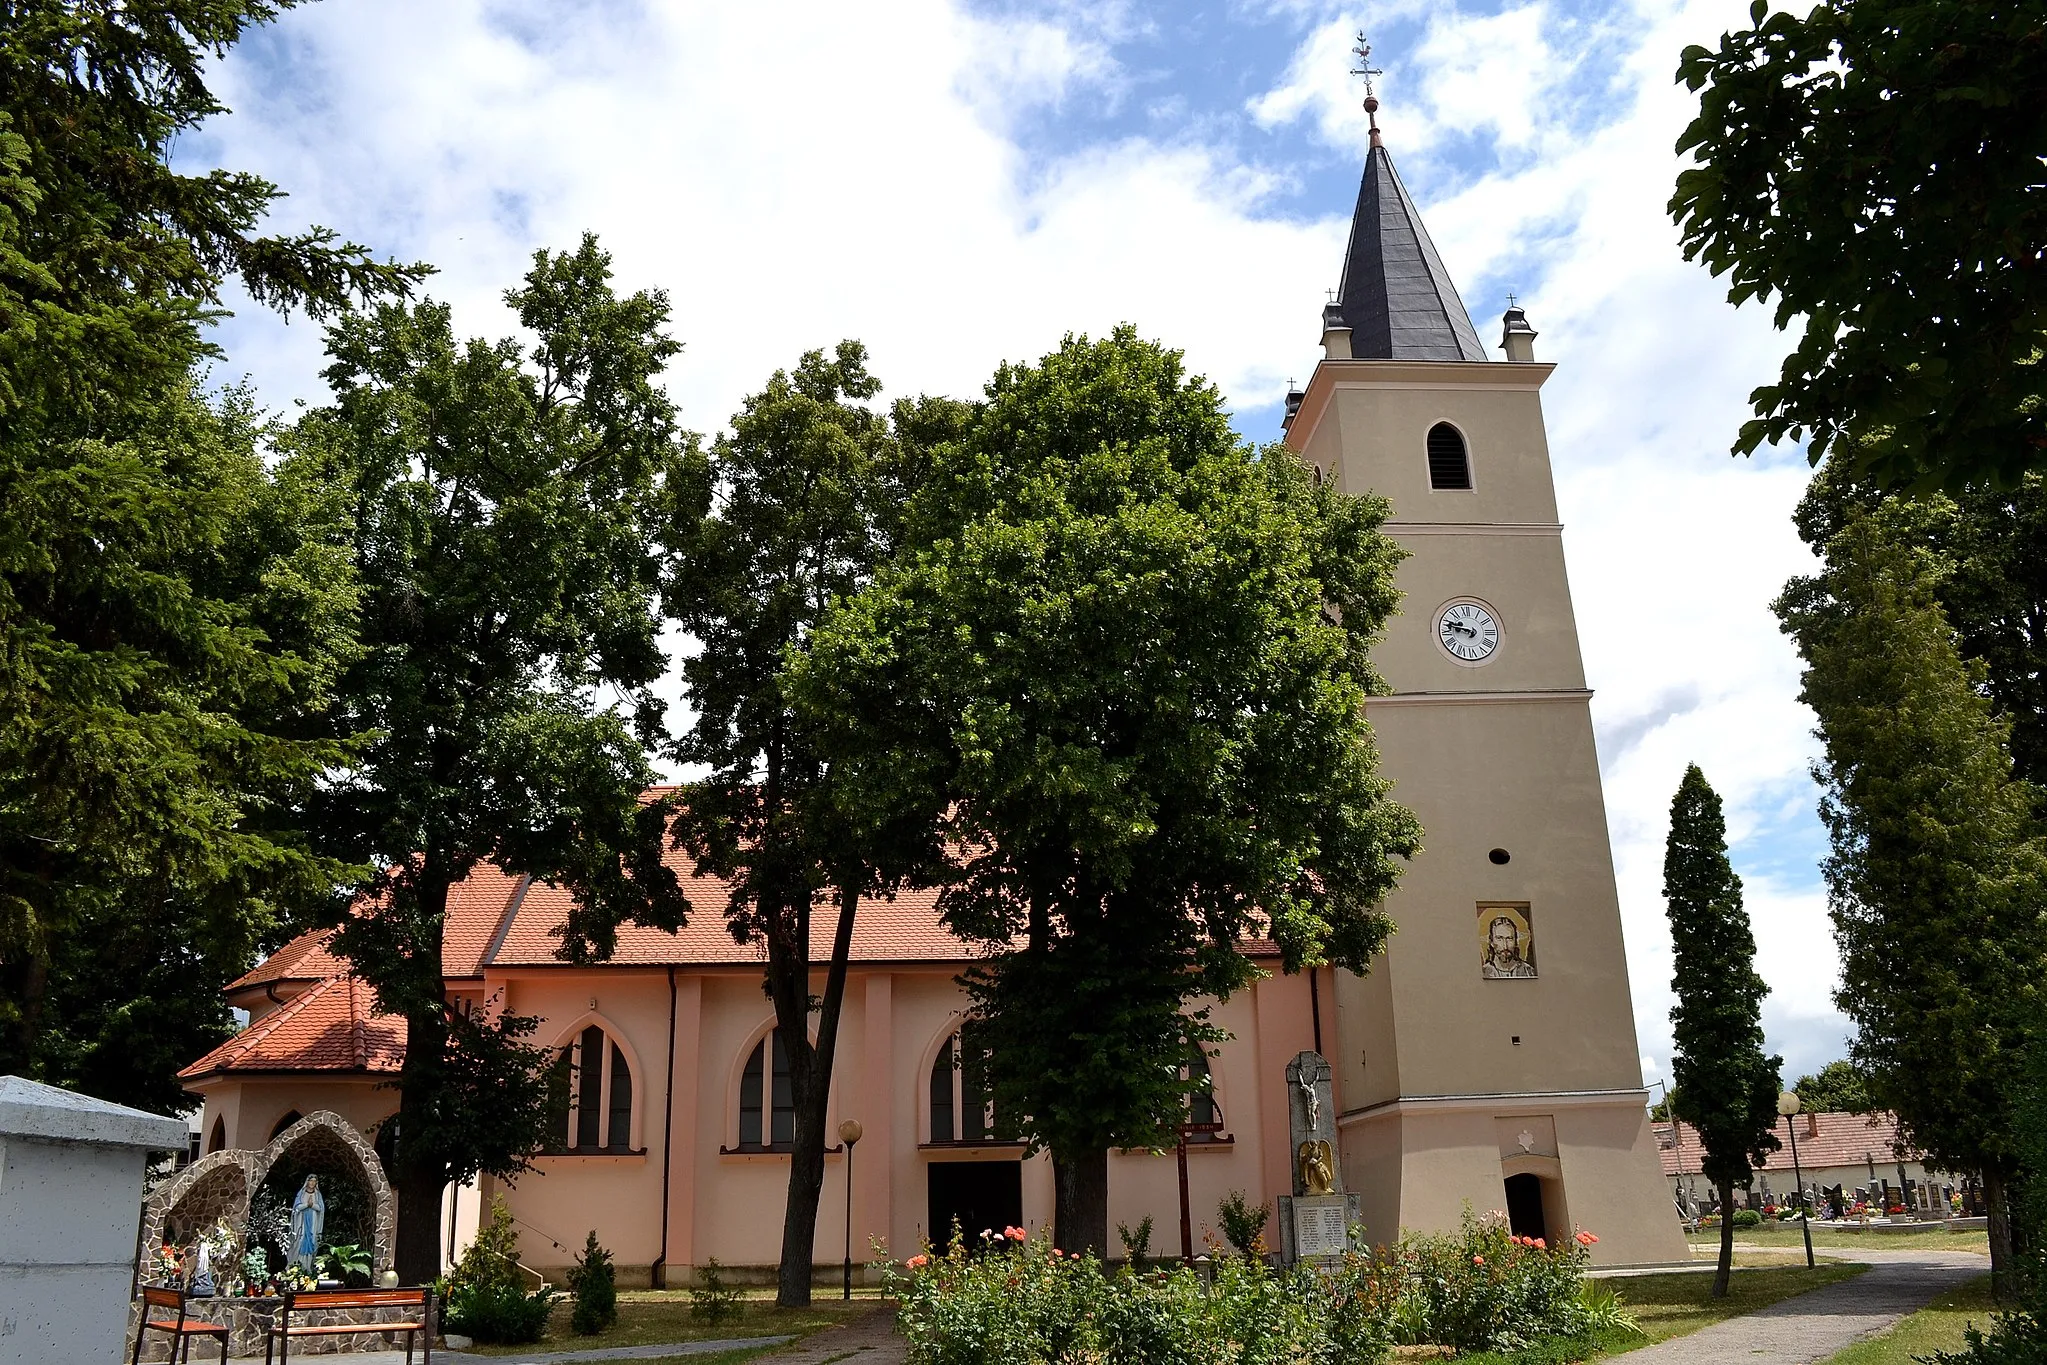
(1333, 37, 1487, 363)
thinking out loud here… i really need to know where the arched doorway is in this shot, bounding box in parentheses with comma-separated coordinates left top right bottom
(1504, 1172, 1547, 1241)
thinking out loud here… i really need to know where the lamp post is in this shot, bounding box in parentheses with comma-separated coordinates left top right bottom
(838, 1119, 863, 1300)
(1777, 1092, 1813, 1268)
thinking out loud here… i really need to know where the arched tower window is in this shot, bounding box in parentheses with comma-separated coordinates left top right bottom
(269, 1110, 304, 1141)
(1427, 423, 1471, 490)
(739, 1030, 795, 1151)
(207, 1116, 227, 1154)
(545, 1024, 636, 1152)
(928, 1024, 1010, 1144)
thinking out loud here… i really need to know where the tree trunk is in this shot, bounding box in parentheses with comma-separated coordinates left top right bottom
(773, 886, 861, 1307)
(1713, 1179, 1736, 1298)
(1983, 1167, 2013, 1302)
(1053, 1145, 1109, 1256)
(394, 1003, 451, 1285)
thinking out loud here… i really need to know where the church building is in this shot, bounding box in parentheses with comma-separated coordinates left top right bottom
(176, 97, 1686, 1282)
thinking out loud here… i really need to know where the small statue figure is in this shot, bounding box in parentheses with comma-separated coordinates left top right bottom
(1294, 1062, 1321, 1134)
(290, 1175, 326, 1275)
(1297, 1139, 1335, 1195)
(190, 1239, 216, 1297)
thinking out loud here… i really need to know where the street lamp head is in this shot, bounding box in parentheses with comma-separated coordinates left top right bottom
(838, 1119, 864, 1146)
(1777, 1091, 1801, 1117)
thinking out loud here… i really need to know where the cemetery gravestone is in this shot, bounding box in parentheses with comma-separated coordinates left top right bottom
(1276, 1051, 1362, 1265)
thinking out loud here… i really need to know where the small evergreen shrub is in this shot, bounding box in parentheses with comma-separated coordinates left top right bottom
(1733, 1208, 1764, 1228)
(689, 1257, 742, 1325)
(1217, 1189, 1270, 1259)
(1116, 1215, 1154, 1272)
(442, 1196, 558, 1344)
(567, 1231, 617, 1336)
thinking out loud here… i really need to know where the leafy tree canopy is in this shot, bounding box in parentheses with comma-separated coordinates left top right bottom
(1669, 0, 2047, 492)
(283, 236, 704, 1280)
(791, 327, 1420, 1249)
(1790, 1060, 1875, 1116)
(1776, 500, 2047, 1285)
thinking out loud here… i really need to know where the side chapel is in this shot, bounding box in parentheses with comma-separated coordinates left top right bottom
(177, 86, 1687, 1282)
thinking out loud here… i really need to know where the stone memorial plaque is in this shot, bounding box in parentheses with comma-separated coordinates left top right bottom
(1293, 1195, 1350, 1258)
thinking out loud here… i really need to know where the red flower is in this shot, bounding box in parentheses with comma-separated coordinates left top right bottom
(1473, 1255, 1485, 1265)
(906, 1255, 929, 1270)
(1533, 1238, 1546, 1250)
(1575, 1230, 1597, 1246)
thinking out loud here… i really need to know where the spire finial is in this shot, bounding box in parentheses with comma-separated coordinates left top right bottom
(1350, 33, 1384, 147)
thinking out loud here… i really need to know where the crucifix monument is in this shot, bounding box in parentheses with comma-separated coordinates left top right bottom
(1277, 1050, 1361, 1264)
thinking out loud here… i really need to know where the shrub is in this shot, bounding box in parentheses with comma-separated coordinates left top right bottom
(1116, 1215, 1155, 1273)
(442, 1196, 558, 1344)
(1733, 1209, 1763, 1228)
(1390, 1211, 1596, 1353)
(1217, 1190, 1271, 1260)
(567, 1231, 617, 1335)
(889, 1224, 1394, 1365)
(689, 1258, 742, 1326)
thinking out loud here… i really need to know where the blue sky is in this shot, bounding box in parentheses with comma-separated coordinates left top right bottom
(190, 0, 1847, 1087)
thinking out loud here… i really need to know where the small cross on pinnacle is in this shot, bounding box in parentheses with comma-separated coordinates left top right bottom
(1506, 291, 1519, 308)
(1349, 33, 1382, 98)
(1351, 33, 1384, 143)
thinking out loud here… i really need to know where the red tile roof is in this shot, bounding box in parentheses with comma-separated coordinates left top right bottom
(180, 975, 404, 1080)
(1654, 1112, 1921, 1177)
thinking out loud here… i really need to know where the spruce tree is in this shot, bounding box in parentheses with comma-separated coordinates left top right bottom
(1664, 763, 1782, 1298)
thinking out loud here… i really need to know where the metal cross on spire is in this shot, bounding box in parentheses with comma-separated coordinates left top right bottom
(1350, 33, 1385, 145)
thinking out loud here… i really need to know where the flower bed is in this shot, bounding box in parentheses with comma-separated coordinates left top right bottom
(888, 1213, 1630, 1365)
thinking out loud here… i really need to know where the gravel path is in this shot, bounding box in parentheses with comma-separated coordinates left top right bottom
(1614, 1248, 1990, 1365)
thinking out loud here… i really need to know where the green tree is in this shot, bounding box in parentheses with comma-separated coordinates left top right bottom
(1790, 1060, 1875, 1115)
(791, 327, 1420, 1253)
(1777, 506, 2047, 1293)
(1664, 763, 1782, 1298)
(1792, 469, 2047, 788)
(1668, 0, 2047, 492)
(285, 237, 702, 1281)
(0, 0, 423, 1105)
(660, 341, 947, 1305)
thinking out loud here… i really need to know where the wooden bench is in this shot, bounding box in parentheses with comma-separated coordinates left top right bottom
(264, 1287, 434, 1364)
(131, 1286, 230, 1365)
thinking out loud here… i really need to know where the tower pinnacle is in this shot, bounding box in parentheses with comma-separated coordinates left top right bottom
(1350, 33, 1385, 148)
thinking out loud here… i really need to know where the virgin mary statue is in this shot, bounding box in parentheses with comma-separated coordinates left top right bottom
(290, 1175, 325, 1274)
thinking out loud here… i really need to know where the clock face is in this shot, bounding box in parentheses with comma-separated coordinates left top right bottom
(1437, 601, 1500, 661)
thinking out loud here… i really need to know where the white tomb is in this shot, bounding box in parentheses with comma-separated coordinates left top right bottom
(0, 1075, 187, 1364)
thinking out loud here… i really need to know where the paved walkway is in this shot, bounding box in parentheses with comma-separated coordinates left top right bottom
(1614, 1248, 1990, 1365)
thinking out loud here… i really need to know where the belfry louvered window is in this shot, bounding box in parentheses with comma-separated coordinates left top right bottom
(1427, 423, 1472, 490)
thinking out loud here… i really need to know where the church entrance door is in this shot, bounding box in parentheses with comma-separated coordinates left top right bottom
(1504, 1172, 1548, 1242)
(927, 1160, 1022, 1247)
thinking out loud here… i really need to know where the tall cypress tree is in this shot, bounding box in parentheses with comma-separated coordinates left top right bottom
(1664, 764, 1782, 1298)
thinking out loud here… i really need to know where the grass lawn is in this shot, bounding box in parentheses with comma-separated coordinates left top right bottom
(457, 1293, 877, 1358)
(1817, 1276, 1998, 1365)
(1607, 1264, 1871, 1353)
(1688, 1224, 1990, 1254)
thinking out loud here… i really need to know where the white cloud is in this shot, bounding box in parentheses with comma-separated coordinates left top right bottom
(194, 0, 1849, 1074)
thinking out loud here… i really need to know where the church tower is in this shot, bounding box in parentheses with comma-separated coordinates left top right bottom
(1284, 70, 1686, 1264)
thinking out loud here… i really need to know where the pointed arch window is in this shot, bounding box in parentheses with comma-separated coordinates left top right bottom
(738, 1030, 796, 1151)
(1427, 423, 1472, 490)
(269, 1110, 304, 1141)
(207, 1117, 227, 1154)
(1183, 1048, 1225, 1143)
(545, 1024, 636, 1153)
(928, 1023, 1013, 1145)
